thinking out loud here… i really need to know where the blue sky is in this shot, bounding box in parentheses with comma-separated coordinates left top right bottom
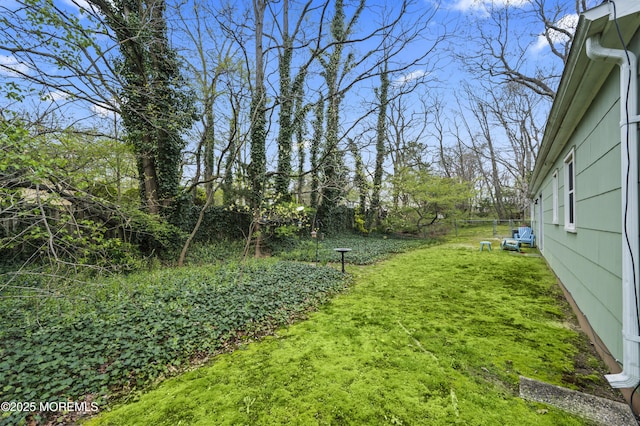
(0, 0, 583, 97)
(0, 0, 585, 111)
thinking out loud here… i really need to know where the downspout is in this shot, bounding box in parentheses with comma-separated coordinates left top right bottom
(586, 34, 640, 389)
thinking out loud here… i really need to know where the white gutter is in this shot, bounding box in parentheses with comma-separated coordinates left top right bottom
(586, 34, 640, 389)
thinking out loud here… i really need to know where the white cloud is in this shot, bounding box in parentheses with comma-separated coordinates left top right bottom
(91, 103, 112, 117)
(42, 90, 69, 102)
(60, 0, 103, 14)
(532, 13, 578, 52)
(394, 70, 428, 86)
(59, 0, 112, 17)
(0, 55, 29, 77)
(61, 0, 91, 9)
(91, 100, 120, 118)
(451, 0, 482, 12)
(451, 0, 529, 14)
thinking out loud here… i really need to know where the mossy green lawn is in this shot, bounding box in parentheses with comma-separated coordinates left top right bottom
(87, 241, 595, 425)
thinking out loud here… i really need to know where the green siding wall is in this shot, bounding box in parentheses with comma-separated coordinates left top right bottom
(535, 67, 624, 360)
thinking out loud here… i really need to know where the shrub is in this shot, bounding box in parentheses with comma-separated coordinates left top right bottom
(183, 205, 252, 242)
(125, 209, 185, 258)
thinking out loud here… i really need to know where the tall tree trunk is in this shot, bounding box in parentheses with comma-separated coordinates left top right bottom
(310, 97, 324, 209)
(89, 0, 195, 216)
(476, 103, 506, 219)
(249, 0, 267, 256)
(140, 147, 160, 214)
(275, 0, 293, 201)
(295, 102, 307, 204)
(348, 139, 367, 213)
(203, 95, 216, 202)
(223, 93, 240, 205)
(369, 60, 389, 229)
(320, 0, 352, 213)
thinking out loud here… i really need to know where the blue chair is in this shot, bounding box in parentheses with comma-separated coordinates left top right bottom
(501, 238, 520, 252)
(514, 226, 535, 247)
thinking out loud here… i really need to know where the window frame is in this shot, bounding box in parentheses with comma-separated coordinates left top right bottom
(564, 149, 576, 232)
(552, 169, 559, 225)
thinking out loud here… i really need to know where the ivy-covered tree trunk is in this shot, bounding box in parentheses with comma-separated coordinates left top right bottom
(191, 91, 216, 204)
(348, 139, 368, 213)
(137, 137, 161, 215)
(203, 93, 216, 202)
(248, 0, 267, 256)
(310, 98, 324, 209)
(275, 0, 293, 202)
(368, 61, 389, 229)
(319, 0, 364, 221)
(275, 0, 312, 203)
(320, 0, 346, 213)
(294, 86, 308, 204)
(223, 92, 240, 206)
(90, 0, 195, 217)
(249, 91, 266, 210)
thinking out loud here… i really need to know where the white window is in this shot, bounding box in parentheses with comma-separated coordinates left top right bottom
(564, 149, 576, 232)
(552, 170, 559, 224)
(538, 194, 543, 250)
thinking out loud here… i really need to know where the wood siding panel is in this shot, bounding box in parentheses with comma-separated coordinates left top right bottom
(537, 69, 624, 359)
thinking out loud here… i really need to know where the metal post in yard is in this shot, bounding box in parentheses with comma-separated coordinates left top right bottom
(334, 248, 352, 273)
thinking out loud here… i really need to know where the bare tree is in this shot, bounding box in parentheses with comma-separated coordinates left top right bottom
(455, 79, 543, 219)
(387, 84, 432, 210)
(485, 82, 544, 211)
(448, 0, 580, 218)
(172, 1, 254, 265)
(459, 0, 587, 100)
(314, 0, 446, 221)
(173, 0, 238, 203)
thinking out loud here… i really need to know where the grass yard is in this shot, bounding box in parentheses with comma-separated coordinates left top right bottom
(85, 233, 614, 425)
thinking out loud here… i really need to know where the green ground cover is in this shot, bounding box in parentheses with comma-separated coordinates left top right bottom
(0, 261, 346, 426)
(274, 234, 433, 265)
(183, 234, 433, 266)
(85, 235, 607, 425)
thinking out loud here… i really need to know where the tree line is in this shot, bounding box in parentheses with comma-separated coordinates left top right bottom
(0, 0, 587, 274)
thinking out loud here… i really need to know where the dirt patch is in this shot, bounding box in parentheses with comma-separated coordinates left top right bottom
(551, 284, 628, 404)
(564, 337, 627, 403)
